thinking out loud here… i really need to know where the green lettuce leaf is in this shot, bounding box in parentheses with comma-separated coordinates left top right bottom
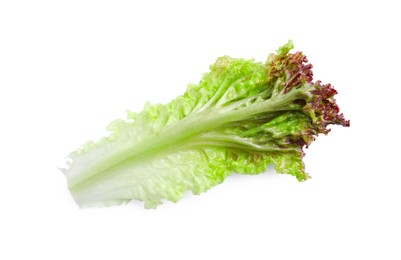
(60, 41, 349, 208)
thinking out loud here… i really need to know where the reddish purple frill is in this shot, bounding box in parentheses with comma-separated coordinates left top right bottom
(268, 50, 350, 147)
(306, 81, 350, 134)
(269, 51, 314, 93)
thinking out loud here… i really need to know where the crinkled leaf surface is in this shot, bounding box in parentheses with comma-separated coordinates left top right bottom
(60, 41, 349, 208)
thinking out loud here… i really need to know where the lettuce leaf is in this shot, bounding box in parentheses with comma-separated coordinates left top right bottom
(60, 41, 349, 208)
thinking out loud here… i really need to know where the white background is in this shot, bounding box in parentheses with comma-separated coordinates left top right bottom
(1, 1, 400, 259)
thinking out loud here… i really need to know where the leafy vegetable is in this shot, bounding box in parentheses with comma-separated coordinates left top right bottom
(60, 41, 349, 208)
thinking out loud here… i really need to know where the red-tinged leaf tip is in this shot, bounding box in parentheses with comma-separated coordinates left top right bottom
(305, 81, 350, 134)
(268, 42, 350, 143)
(268, 51, 314, 94)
